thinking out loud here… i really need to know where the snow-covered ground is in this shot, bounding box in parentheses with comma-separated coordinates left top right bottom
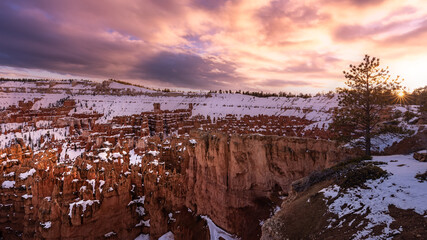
(320, 154, 427, 239)
(201, 216, 240, 240)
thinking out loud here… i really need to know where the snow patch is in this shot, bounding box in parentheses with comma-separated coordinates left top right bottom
(201, 215, 240, 240)
(2, 180, 15, 189)
(158, 231, 174, 240)
(19, 168, 36, 180)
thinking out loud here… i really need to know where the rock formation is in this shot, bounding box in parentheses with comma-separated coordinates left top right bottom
(0, 130, 353, 240)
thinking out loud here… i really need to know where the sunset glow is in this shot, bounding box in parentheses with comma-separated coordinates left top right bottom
(1, 0, 427, 92)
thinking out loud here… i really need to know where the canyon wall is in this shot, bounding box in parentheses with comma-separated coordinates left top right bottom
(142, 131, 353, 239)
(183, 132, 352, 239)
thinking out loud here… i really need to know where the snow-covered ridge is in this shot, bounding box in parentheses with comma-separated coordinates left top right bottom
(0, 80, 337, 125)
(0, 79, 155, 94)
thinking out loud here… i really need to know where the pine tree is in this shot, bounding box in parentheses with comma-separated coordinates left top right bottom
(333, 55, 402, 156)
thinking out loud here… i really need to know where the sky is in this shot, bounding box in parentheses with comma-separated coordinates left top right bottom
(0, 0, 426, 93)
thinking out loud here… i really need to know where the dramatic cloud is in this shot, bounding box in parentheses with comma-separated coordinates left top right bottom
(134, 51, 240, 89)
(0, 0, 427, 92)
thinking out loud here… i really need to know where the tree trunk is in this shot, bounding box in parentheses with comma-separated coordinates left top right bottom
(365, 128, 371, 156)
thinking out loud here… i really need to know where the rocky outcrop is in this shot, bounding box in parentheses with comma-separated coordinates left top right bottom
(384, 128, 427, 155)
(413, 150, 427, 162)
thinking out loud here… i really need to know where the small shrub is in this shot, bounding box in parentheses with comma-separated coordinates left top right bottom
(378, 125, 412, 135)
(403, 110, 418, 122)
(339, 164, 387, 189)
(331, 155, 372, 171)
(293, 156, 375, 192)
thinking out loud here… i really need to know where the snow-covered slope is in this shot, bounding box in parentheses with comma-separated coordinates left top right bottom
(321, 154, 427, 239)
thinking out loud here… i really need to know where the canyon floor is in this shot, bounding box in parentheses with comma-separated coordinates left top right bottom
(0, 79, 425, 240)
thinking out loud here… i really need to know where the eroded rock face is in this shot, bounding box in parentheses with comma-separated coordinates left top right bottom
(182, 132, 351, 239)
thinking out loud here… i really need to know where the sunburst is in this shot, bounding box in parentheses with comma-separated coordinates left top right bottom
(393, 90, 410, 105)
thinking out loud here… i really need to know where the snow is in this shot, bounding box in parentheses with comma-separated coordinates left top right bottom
(201, 216, 240, 240)
(189, 139, 197, 144)
(19, 168, 36, 180)
(320, 154, 427, 239)
(3, 172, 15, 177)
(136, 206, 145, 216)
(0, 127, 68, 150)
(98, 152, 108, 161)
(22, 194, 32, 199)
(147, 150, 160, 156)
(128, 196, 145, 205)
(134, 234, 150, 240)
(99, 180, 105, 193)
(129, 149, 143, 165)
(104, 232, 116, 237)
(68, 199, 100, 217)
(0, 79, 338, 125)
(108, 81, 154, 92)
(86, 179, 96, 193)
(40, 221, 52, 229)
(158, 231, 174, 240)
(135, 219, 150, 227)
(36, 120, 52, 128)
(0, 122, 24, 133)
(66, 148, 85, 161)
(2, 159, 18, 166)
(2, 180, 15, 188)
(370, 133, 408, 152)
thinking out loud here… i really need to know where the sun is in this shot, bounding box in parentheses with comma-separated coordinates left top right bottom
(393, 90, 410, 105)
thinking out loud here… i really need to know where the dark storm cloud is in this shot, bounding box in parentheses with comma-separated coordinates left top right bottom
(192, 0, 229, 10)
(134, 51, 240, 89)
(0, 1, 140, 77)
